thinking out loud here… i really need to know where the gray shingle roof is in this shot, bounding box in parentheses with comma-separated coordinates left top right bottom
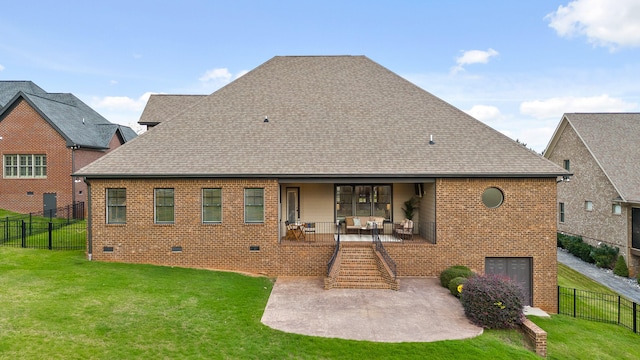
(138, 94, 206, 126)
(0, 81, 137, 149)
(76, 56, 566, 178)
(549, 113, 640, 203)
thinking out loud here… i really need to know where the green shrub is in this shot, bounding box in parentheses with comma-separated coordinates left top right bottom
(591, 244, 619, 269)
(460, 274, 524, 329)
(448, 277, 467, 298)
(440, 265, 473, 288)
(613, 255, 629, 277)
(560, 234, 595, 263)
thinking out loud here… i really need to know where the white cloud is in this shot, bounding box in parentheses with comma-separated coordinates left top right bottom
(546, 0, 640, 49)
(91, 92, 153, 112)
(520, 94, 638, 119)
(89, 92, 156, 130)
(234, 70, 249, 79)
(466, 105, 502, 122)
(0, 64, 4, 71)
(451, 48, 499, 74)
(110, 80, 118, 85)
(199, 68, 232, 83)
(198, 67, 249, 92)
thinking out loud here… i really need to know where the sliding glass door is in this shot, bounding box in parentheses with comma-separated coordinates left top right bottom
(336, 184, 391, 221)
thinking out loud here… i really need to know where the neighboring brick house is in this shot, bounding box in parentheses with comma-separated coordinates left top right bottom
(0, 81, 137, 214)
(76, 56, 567, 312)
(544, 113, 640, 276)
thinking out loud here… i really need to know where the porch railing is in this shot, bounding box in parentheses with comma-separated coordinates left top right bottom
(280, 220, 436, 243)
(327, 222, 341, 276)
(372, 224, 397, 278)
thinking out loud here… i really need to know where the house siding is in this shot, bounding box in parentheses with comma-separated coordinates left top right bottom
(0, 99, 73, 213)
(547, 123, 634, 274)
(88, 176, 558, 312)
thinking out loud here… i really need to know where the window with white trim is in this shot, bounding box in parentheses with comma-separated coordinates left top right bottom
(612, 204, 622, 215)
(585, 201, 593, 211)
(4, 154, 46, 178)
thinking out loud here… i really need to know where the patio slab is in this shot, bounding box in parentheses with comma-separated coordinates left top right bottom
(261, 277, 483, 343)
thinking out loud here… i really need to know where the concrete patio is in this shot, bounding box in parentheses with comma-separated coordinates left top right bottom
(261, 277, 483, 343)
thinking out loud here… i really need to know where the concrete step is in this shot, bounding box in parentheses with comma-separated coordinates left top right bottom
(332, 281, 394, 290)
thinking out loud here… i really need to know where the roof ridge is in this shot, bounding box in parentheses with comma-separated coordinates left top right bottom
(24, 92, 78, 108)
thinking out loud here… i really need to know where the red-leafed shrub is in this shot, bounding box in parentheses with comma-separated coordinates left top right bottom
(460, 274, 525, 329)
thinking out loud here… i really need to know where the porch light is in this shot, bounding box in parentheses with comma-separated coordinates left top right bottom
(429, 134, 435, 145)
(264, 116, 269, 123)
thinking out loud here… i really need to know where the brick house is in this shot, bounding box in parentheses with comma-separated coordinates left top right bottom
(76, 56, 567, 312)
(544, 113, 640, 276)
(0, 81, 137, 214)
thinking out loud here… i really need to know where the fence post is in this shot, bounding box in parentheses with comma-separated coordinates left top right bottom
(573, 288, 576, 317)
(48, 222, 53, 250)
(618, 296, 621, 325)
(634, 302, 637, 334)
(557, 286, 560, 314)
(21, 220, 26, 248)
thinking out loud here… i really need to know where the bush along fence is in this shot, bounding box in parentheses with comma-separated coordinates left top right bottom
(0, 202, 86, 250)
(558, 286, 640, 335)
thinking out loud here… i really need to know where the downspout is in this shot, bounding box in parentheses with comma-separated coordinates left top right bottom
(70, 145, 79, 206)
(84, 177, 92, 261)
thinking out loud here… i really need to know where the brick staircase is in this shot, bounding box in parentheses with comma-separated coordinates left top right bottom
(325, 244, 399, 290)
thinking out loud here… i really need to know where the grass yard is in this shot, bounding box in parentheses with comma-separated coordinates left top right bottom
(524, 263, 640, 359)
(2, 248, 639, 359)
(0, 248, 539, 360)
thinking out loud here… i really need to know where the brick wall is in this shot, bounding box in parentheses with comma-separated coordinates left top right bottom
(0, 99, 73, 213)
(88, 176, 558, 312)
(0, 99, 127, 214)
(386, 178, 558, 312)
(547, 123, 637, 276)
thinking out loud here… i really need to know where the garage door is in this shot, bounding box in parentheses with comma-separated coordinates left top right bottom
(485, 257, 532, 306)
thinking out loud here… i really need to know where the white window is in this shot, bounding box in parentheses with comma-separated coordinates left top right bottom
(612, 204, 622, 215)
(4, 154, 46, 178)
(585, 201, 593, 211)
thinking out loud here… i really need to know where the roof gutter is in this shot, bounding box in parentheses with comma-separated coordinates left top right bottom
(73, 172, 571, 180)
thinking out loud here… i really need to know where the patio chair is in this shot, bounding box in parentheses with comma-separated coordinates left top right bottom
(394, 219, 414, 240)
(304, 222, 316, 240)
(286, 222, 305, 241)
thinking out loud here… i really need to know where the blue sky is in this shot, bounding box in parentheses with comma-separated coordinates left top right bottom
(1, 0, 639, 152)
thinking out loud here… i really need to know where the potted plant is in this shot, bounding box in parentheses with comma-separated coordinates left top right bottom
(402, 197, 418, 220)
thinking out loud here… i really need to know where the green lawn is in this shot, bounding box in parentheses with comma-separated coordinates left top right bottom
(1, 248, 639, 359)
(0, 248, 538, 359)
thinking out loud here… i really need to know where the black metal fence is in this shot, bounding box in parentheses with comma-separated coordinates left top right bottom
(0, 202, 86, 250)
(558, 286, 640, 334)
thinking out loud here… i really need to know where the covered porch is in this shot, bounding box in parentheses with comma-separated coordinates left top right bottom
(278, 180, 436, 244)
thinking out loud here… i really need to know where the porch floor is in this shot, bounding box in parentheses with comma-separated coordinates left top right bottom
(280, 233, 430, 244)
